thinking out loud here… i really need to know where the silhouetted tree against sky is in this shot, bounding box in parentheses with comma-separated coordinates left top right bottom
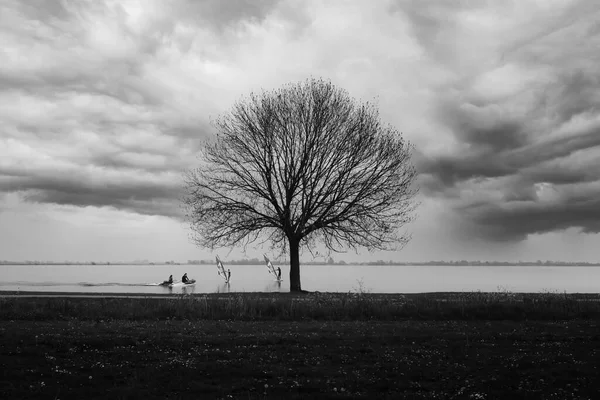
(184, 78, 418, 291)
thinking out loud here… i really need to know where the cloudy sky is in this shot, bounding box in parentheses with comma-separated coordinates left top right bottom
(1, 0, 599, 263)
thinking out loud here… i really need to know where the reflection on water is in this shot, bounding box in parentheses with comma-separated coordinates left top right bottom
(181, 285, 196, 295)
(263, 280, 283, 293)
(216, 283, 231, 293)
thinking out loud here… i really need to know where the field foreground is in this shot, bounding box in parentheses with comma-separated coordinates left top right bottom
(1, 292, 600, 399)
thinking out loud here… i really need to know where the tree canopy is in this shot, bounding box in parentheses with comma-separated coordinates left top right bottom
(184, 78, 418, 291)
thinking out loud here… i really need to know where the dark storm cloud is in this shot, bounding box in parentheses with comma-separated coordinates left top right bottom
(419, 115, 600, 190)
(26, 190, 185, 220)
(0, 129, 196, 218)
(405, 0, 600, 241)
(436, 101, 528, 152)
(524, 160, 600, 186)
(2, 173, 185, 220)
(417, 154, 513, 193)
(460, 196, 600, 242)
(420, 80, 600, 241)
(551, 71, 600, 122)
(174, 0, 281, 31)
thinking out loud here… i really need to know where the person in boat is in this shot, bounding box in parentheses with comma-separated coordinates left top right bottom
(182, 273, 190, 283)
(166, 275, 173, 284)
(227, 269, 231, 282)
(277, 267, 281, 280)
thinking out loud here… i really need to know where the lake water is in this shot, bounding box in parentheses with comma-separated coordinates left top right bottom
(0, 264, 599, 294)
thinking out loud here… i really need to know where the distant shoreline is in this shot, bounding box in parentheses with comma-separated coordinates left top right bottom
(2, 262, 600, 266)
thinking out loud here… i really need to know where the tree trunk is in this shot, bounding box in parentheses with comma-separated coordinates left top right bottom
(289, 238, 302, 292)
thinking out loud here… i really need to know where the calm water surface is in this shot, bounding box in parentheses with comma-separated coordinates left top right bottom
(1, 264, 599, 294)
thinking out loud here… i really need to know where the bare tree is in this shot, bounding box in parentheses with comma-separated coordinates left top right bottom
(184, 78, 418, 292)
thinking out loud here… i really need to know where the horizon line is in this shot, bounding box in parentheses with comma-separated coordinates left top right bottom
(1, 259, 599, 266)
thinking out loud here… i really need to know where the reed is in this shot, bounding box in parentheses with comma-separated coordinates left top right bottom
(1, 290, 599, 321)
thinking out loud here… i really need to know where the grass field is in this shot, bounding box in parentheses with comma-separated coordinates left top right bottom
(1, 291, 600, 399)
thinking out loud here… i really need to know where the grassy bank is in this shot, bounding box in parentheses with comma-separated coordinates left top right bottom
(2, 292, 599, 399)
(1, 291, 600, 321)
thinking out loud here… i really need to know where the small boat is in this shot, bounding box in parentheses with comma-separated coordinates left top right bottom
(159, 275, 177, 286)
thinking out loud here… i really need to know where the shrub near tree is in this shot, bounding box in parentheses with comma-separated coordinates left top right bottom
(184, 78, 418, 292)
